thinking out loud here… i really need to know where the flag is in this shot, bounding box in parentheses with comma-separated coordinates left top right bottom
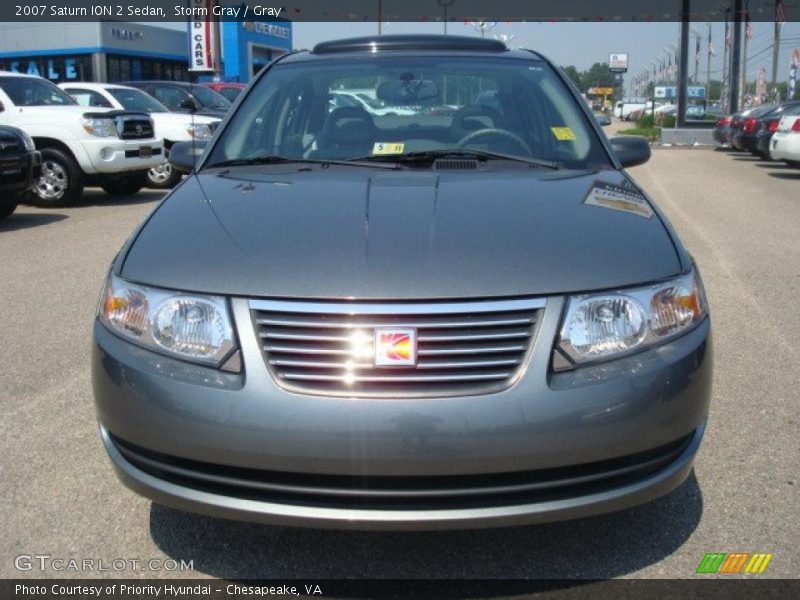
(745, 13, 753, 40)
(776, 0, 787, 26)
(709, 42, 716, 57)
(696, 36, 701, 62)
(725, 20, 731, 48)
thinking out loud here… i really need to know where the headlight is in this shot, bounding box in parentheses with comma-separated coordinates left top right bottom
(81, 117, 118, 138)
(98, 273, 236, 367)
(556, 269, 707, 367)
(186, 123, 213, 140)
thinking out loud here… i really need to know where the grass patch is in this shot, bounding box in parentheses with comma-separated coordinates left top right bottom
(618, 127, 660, 141)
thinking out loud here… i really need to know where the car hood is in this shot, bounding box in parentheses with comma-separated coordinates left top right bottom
(150, 112, 220, 127)
(13, 105, 113, 116)
(121, 167, 682, 299)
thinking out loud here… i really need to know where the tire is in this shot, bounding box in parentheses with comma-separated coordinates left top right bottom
(0, 202, 18, 220)
(146, 161, 182, 189)
(101, 172, 147, 196)
(33, 147, 84, 207)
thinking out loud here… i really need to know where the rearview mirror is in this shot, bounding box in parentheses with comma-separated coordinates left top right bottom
(376, 78, 438, 104)
(609, 136, 651, 168)
(168, 141, 206, 173)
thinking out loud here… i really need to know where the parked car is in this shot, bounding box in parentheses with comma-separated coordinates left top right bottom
(0, 125, 40, 219)
(121, 81, 231, 119)
(93, 35, 712, 530)
(201, 82, 246, 102)
(731, 104, 776, 154)
(330, 90, 417, 116)
(756, 101, 800, 159)
(769, 104, 800, 167)
(59, 82, 220, 189)
(713, 113, 735, 146)
(0, 72, 163, 205)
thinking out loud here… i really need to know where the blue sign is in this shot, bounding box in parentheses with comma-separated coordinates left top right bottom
(221, 16, 292, 82)
(654, 85, 705, 100)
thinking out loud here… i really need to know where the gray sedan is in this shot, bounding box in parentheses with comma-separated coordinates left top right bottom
(93, 35, 712, 530)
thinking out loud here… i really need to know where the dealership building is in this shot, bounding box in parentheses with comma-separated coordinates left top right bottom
(0, 19, 292, 84)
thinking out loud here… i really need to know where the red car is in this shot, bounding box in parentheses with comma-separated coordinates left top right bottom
(201, 82, 245, 102)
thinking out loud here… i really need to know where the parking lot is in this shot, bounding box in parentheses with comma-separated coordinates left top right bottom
(1, 144, 798, 580)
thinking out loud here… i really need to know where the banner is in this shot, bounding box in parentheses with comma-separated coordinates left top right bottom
(187, 0, 215, 71)
(790, 48, 800, 101)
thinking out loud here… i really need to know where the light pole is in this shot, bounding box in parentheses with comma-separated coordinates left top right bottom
(437, 0, 456, 35)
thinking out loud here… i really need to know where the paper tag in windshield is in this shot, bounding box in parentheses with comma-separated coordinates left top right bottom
(550, 127, 577, 141)
(584, 182, 654, 219)
(372, 142, 405, 155)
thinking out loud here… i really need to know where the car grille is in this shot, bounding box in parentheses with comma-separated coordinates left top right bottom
(249, 298, 544, 398)
(0, 135, 21, 155)
(109, 432, 694, 511)
(117, 115, 154, 140)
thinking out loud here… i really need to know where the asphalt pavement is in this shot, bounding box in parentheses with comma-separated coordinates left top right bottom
(1, 144, 798, 580)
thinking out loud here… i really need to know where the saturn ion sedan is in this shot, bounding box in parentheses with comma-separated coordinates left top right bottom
(92, 35, 712, 530)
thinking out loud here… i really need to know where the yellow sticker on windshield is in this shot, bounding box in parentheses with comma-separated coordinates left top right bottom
(372, 142, 405, 155)
(550, 127, 577, 141)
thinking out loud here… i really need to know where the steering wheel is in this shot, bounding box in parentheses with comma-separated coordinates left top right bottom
(457, 128, 533, 156)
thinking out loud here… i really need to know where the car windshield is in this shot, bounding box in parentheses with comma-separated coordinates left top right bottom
(207, 56, 611, 169)
(109, 87, 169, 113)
(0, 76, 77, 106)
(192, 85, 231, 109)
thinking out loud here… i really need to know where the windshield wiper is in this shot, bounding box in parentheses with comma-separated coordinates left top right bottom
(205, 155, 399, 170)
(353, 149, 561, 170)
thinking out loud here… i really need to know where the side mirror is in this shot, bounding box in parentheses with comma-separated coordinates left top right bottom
(179, 96, 198, 111)
(168, 141, 207, 173)
(609, 136, 651, 168)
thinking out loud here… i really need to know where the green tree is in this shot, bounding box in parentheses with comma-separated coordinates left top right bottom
(582, 62, 616, 90)
(561, 65, 582, 90)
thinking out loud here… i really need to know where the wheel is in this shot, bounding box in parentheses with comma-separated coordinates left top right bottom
(101, 172, 147, 196)
(33, 148, 84, 207)
(146, 161, 182, 189)
(0, 202, 18, 220)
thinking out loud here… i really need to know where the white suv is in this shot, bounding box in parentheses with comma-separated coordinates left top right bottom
(0, 71, 164, 205)
(59, 82, 220, 189)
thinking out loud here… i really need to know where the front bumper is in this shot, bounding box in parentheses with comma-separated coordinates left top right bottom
(93, 297, 712, 530)
(0, 149, 40, 195)
(82, 137, 164, 173)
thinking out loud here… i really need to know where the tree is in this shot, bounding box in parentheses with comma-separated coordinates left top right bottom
(582, 62, 616, 90)
(561, 65, 582, 90)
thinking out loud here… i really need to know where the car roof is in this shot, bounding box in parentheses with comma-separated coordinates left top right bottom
(0, 70, 43, 79)
(58, 81, 135, 91)
(284, 34, 544, 64)
(122, 80, 194, 87)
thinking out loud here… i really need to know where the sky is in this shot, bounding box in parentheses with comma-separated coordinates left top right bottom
(161, 20, 800, 91)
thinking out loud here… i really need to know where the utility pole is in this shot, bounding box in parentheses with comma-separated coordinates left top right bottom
(677, 0, 690, 127)
(730, 0, 743, 111)
(377, 0, 382, 35)
(742, 1, 749, 107)
(771, 1, 781, 101)
(706, 23, 712, 90)
(722, 12, 729, 109)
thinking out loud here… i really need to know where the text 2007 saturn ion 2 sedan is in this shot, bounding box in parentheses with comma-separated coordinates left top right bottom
(92, 35, 712, 530)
